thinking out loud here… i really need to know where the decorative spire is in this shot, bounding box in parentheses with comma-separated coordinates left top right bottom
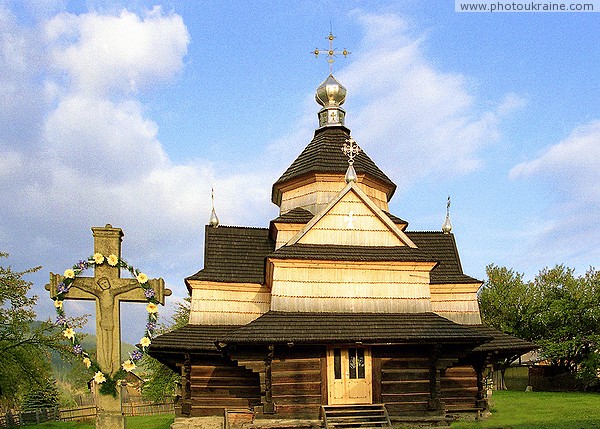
(312, 31, 350, 128)
(442, 196, 453, 234)
(342, 137, 361, 183)
(208, 188, 219, 228)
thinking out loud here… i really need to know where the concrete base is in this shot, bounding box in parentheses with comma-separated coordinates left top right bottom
(96, 412, 126, 429)
(171, 416, 224, 429)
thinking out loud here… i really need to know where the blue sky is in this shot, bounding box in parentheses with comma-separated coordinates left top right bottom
(1, 0, 599, 343)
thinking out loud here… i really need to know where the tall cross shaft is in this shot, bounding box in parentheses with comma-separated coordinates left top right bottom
(46, 225, 170, 375)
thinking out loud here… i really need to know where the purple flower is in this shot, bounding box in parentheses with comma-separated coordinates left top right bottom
(77, 260, 89, 270)
(56, 315, 66, 325)
(144, 289, 155, 299)
(73, 344, 83, 354)
(146, 321, 156, 331)
(57, 282, 69, 294)
(131, 350, 143, 361)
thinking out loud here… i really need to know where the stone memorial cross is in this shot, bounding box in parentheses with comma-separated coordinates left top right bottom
(46, 225, 171, 429)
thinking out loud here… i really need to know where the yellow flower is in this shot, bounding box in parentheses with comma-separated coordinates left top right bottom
(146, 303, 158, 314)
(93, 371, 106, 384)
(62, 328, 75, 340)
(136, 273, 148, 284)
(139, 337, 151, 348)
(54, 300, 63, 309)
(64, 269, 75, 279)
(122, 360, 136, 372)
(83, 357, 91, 368)
(93, 253, 104, 265)
(107, 254, 119, 266)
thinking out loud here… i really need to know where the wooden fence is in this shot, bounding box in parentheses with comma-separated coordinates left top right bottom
(0, 400, 174, 427)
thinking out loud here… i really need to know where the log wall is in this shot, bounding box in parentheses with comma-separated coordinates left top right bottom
(375, 347, 431, 416)
(441, 365, 479, 411)
(185, 360, 261, 417)
(267, 346, 324, 420)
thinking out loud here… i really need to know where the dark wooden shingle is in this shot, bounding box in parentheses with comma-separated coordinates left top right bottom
(272, 127, 396, 204)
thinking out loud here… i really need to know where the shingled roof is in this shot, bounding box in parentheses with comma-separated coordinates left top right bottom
(185, 225, 274, 289)
(269, 244, 437, 263)
(468, 325, 537, 355)
(150, 324, 241, 352)
(272, 207, 315, 223)
(219, 311, 492, 345)
(406, 232, 481, 284)
(272, 127, 396, 205)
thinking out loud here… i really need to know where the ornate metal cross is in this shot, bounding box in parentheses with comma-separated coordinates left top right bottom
(342, 137, 361, 165)
(311, 31, 350, 74)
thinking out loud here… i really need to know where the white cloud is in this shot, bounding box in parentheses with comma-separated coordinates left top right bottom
(510, 120, 600, 202)
(509, 119, 600, 270)
(333, 10, 524, 189)
(45, 6, 189, 96)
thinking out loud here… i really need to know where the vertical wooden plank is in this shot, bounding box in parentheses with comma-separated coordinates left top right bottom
(372, 357, 381, 404)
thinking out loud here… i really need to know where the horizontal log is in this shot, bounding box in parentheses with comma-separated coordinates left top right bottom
(381, 369, 429, 381)
(191, 387, 261, 398)
(270, 404, 320, 420)
(381, 380, 429, 394)
(380, 393, 430, 403)
(272, 394, 322, 405)
(380, 359, 429, 370)
(190, 397, 257, 408)
(271, 371, 321, 384)
(191, 376, 259, 388)
(191, 366, 251, 377)
(272, 359, 321, 372)
(440, 378, 477, 389)
(272, 382, 322, 396)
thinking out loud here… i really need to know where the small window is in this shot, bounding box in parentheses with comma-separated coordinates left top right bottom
(348, 348, 357, 379)
(334, 348, 342, 379)
(357, 348, 365, 379)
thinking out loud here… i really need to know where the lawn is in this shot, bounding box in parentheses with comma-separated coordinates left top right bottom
(30, 414, 174, 429)
(451, 391, 600, 429)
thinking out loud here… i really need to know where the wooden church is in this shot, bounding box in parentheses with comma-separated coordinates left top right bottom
(150, 70, 534, 427)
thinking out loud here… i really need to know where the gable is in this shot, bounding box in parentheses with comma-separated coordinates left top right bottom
(290, 182, 415, 247)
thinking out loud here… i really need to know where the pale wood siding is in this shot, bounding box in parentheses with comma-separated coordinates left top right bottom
(189, 282, 270, 325)
(441, 366, 478, 411)
(376, 348, 431, 416)
(430, 285, 482, 324)
(279, 175, 389, 215)
(297, 191, 402, 247)
(270, 261, 432, 313)
(273, 223, 305, 250)
(186, 361, 261, 416)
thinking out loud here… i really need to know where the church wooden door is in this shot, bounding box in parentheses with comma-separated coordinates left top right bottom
(327, 345, 372, 405)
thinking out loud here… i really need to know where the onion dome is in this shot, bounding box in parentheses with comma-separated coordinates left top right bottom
(315, 74, 347, 127)
(442, 196, 452, 234)
(208, 188, 219, 228)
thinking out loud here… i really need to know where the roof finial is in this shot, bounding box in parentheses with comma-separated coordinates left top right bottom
(311, 29, 350, 75)
(208, 188, 219, 228)
(442, 196, 452, 234)
(342, 137, 361, 183)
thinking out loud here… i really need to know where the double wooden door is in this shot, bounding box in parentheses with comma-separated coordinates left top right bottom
(326, 345, 372, 404)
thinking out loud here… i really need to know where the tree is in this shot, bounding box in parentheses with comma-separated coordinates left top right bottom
(479, 264, 538, 388)
(21, 378, 59, 412)
(141, 297, 190, 402)
(0, 253, 71, 409)
(479, 264, 600, 389)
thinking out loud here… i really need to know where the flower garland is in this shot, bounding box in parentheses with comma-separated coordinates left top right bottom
(53, 252, 159, 396)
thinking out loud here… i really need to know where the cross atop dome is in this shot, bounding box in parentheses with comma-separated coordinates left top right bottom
(311, 31, 350, 74)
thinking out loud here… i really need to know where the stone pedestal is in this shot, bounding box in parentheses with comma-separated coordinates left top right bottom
(97, 412, 126, 429)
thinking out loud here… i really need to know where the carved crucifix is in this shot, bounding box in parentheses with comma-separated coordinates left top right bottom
(46, 224, 171, 375)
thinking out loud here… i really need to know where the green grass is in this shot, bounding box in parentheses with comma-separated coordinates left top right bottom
(29, 414, 174, 429)
(451, 391, 600, 429)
